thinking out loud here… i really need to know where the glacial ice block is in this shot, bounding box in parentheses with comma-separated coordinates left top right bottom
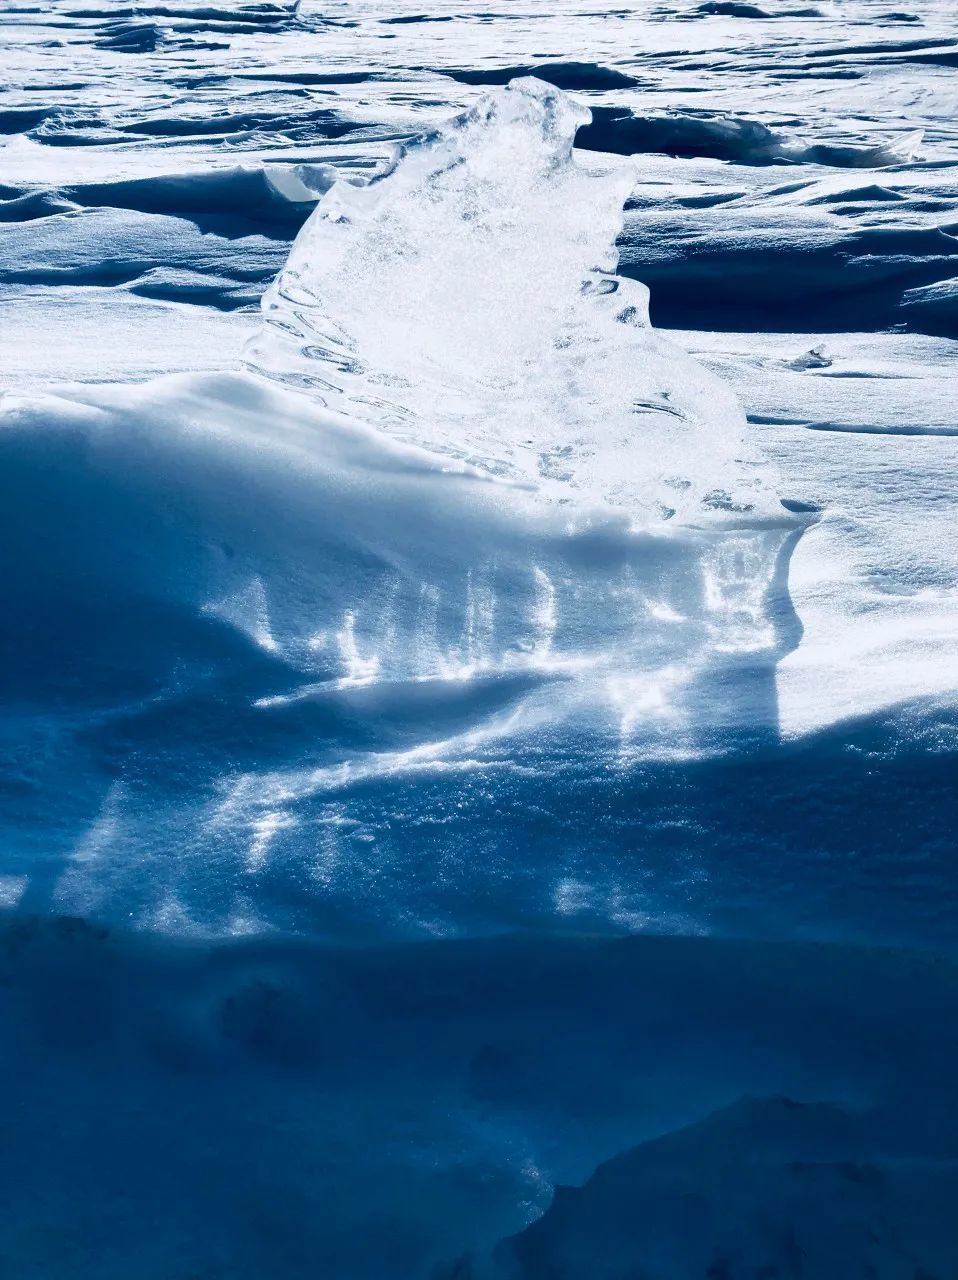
(246, 78, 774, 523)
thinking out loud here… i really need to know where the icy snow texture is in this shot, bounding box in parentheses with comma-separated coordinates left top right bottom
(248, 79, 770, 521)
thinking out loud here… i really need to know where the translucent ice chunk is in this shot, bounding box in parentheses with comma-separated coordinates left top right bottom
(246, 77, 772, 522)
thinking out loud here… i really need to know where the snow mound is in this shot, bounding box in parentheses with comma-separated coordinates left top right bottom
(485, 1095, 958, 1280)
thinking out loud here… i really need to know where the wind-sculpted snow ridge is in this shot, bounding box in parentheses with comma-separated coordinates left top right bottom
(247, 79, 776, 523)
(0, 368, 818, 942)
(578, 106, 925, 168)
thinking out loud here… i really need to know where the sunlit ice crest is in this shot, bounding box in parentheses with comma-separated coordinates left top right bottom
(245, 76, 776, 524)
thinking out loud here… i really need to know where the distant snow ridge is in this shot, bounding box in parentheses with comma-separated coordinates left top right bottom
(246, 78, 774, 523)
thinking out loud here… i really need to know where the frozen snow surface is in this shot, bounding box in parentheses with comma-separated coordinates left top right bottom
(1, 0, 957, 1276)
